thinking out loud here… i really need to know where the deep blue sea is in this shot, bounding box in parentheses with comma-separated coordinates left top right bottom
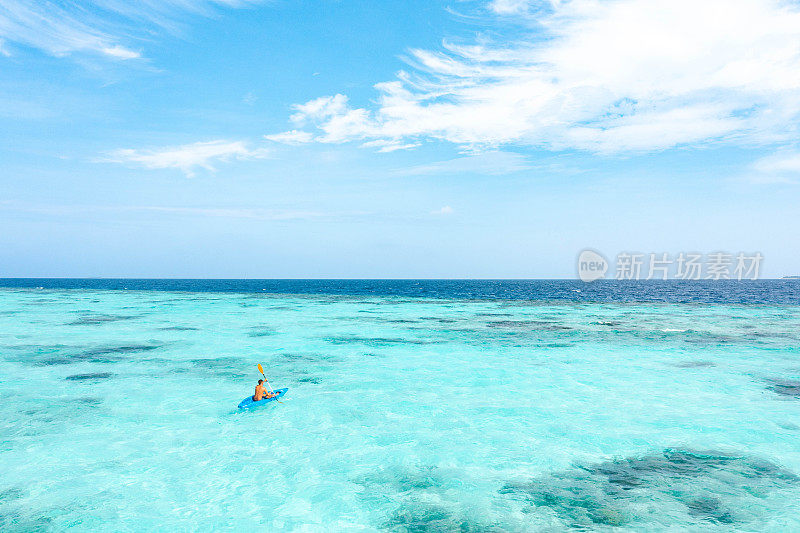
(1, 278, 798, 304)
(1, 279, 799, 531)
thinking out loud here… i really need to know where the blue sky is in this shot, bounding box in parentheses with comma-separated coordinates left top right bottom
(1, 0, 799, 278)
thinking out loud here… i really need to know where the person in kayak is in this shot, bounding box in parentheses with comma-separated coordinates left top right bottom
(253, 379, 276, 401)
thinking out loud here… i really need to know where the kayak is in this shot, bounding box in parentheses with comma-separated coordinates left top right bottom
(238, 388, 288, 409)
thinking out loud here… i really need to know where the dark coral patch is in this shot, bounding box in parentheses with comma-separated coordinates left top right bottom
(486, 320, 573, 331)
(65, 372, 114, 381)
(324, 335, 442, 346)
(674, 361, 716, 368)
(67, 314, 138, 325)
(66, 344, 164, 364)
(767, 379, 800, 398)
(501, 449, 797, 528)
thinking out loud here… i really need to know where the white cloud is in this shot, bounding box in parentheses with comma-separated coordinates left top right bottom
(264, 130, 314, 145)
(432, 205, 455, 215)
(286, 0, 800, 155)
(360, 139, 421, 152)
(753, 151, 800, 175)
(0, 0, 260, 60)
(242, 91, 258, 105)
(488, 0, 534, 14)
(399, 151, 531, 176)
(748, 151, 800, 184)
(289, 94, 373, 144)
(101, 140, 268, 177)
(100, 45, 141, 60)
(290, 94, 350, 122)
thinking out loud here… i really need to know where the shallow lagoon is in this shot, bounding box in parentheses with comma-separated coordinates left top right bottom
(2, 287, 800, 531)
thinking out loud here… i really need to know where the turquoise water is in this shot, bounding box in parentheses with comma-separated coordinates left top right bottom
(2, 287, 800, 531)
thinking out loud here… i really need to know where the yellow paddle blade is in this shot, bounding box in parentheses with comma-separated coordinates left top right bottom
(257, 363, 264, 374)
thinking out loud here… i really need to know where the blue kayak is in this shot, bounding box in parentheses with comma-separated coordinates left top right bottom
(237, 388, 288, 409)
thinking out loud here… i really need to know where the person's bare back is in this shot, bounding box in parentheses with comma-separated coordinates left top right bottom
(253, 379, 274, 401)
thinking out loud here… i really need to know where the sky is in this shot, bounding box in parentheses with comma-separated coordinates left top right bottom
(1, 0, 799, 278)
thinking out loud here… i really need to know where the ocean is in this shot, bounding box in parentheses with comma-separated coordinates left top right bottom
(1, 279, 799, 531)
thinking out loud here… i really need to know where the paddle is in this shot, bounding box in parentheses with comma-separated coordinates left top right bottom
(257, 363, 283, 404)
